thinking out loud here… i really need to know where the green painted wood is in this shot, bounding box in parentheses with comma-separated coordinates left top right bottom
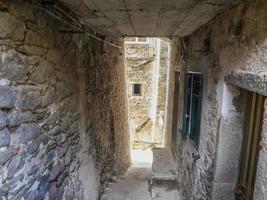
(189, 75, 203, 146)
(181, 73, 203, 146)
(181, 73, 192, 139)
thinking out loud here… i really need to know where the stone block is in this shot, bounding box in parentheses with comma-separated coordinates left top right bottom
(15, 88, 41, 111)
(0, 148, 11, 165)
(0, 111, 7, 129)
(0, 13, 25, 41)
(56, 142, 68, 158)
(7, 154, 25, 179)
(25, 191, 37, 200)
(29, 60, 53, 84)
(49, 181, 57, 200)
(0, 49, 28, 81)
(37, 175, 50, 198)
(41, 87, 56, 107)
(8, 174, 24, 192)
(8, 112, 37, 127)
(65, 148, 72, 166)
(47, 149, 56, 163)
(27, 136, 42, 155)
(57, 170, 68, 187)
(0, 86, 15, 108)
(57, 133, 66, 145)
(17, 123, 40, 144)
(27, 165, 39, 176)
(9, 1, 35, 21)
(49, 163, 61, 181)
(15, 45, 47, 56)
(0, 128, 10, 147)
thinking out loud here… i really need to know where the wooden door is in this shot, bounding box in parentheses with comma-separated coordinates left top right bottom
(236, 92, 265, 200)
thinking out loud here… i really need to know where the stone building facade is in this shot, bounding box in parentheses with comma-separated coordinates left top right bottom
(165, 0, 267, 199)
(0, 1, 130, 199)
(124, 38, 169, 146)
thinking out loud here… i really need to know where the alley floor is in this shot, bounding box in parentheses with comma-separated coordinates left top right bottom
(101, 149, 180, 200)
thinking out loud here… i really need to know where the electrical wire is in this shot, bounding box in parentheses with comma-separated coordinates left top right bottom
(19, 0, 123, 49)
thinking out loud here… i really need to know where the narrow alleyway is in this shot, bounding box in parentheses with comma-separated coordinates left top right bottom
(1, 1, 267, 200)
(101, 149, 180, 200)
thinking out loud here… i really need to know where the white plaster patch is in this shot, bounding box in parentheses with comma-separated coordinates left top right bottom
(221, 84, 240, 117)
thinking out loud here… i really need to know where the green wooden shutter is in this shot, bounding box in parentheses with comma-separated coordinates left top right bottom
(189, 75, 203, 145)
(181, 73, 203, 144)
(181, 74, 192, 139)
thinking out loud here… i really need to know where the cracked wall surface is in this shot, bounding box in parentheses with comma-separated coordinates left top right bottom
(0, 1, 130, 199)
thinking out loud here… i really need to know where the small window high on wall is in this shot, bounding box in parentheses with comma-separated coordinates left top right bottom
(132, 84, 142, 96)
(181, 72, 203, 146)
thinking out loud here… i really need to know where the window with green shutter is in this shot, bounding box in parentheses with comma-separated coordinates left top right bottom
(181, 72, 203, 146)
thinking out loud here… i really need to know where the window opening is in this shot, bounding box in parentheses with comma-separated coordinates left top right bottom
(181, 72, 203, 146)
(132, 83, 142, 96)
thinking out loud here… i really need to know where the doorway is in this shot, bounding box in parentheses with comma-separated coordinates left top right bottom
(236, 92, 265, 200)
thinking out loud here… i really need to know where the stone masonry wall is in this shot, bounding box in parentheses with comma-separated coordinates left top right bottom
(168, 0, 267, 199)
(125, 43, 154, 143)
(125, 39, 169, 145)
(0, 1, 130, 200)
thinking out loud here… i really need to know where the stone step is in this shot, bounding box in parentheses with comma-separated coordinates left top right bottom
(152, 147, 177, 182)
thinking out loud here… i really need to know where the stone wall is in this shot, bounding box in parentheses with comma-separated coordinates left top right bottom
(125, 42, 154, 143)
(167, 0, 267, 199)
(125, 39, 169, 146)
(156, 40, 169, 144)
(0, 1, 130, 199)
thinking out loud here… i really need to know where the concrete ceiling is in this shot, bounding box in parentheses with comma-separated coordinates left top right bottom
(60, 0, 241, 37)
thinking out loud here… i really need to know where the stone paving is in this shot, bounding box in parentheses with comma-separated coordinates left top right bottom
(101, 149, 181, 200)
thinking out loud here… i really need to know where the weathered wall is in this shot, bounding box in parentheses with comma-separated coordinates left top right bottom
(0, 1, 130, 199)
(125, 42, 155, 143)
(125, 39, 169, 145)
(168, 0, 267, 199)
(155, 40, 169, 144)
(164, 39, 182, 148)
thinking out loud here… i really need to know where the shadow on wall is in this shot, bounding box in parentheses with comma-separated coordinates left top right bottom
(0, 1, 130, 199)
